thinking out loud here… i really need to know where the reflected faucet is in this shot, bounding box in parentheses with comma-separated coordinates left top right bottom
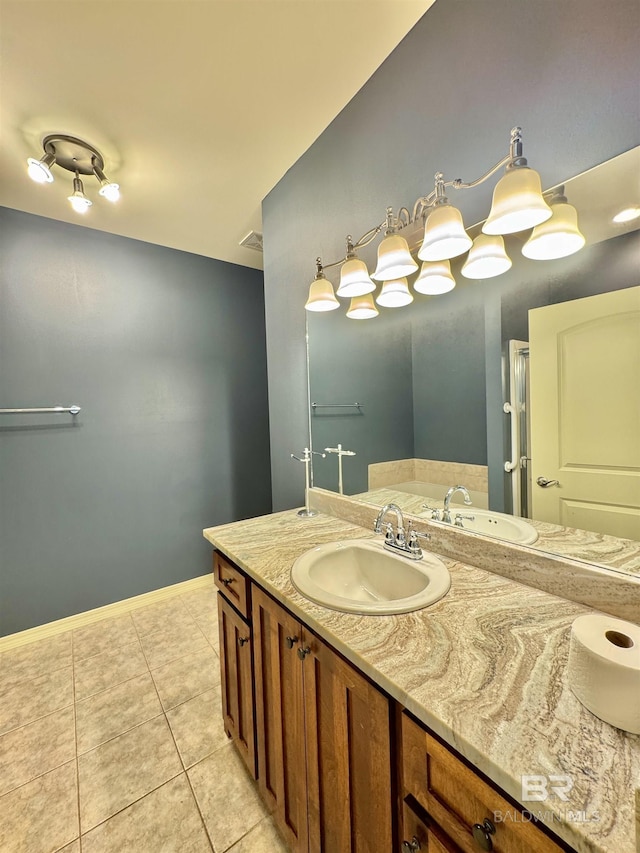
(442, 485, 472, 524)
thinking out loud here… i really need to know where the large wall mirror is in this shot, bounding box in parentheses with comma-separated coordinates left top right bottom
(307, 147, 640, 576)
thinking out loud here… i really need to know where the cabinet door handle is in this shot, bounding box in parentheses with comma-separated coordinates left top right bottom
(297, 646, 311, 660)
(238, 636, 250, 647)
(285, 636, 299, 649)
(221, 577, 235, 587)
(472, 818, 496, 851)
(401, 837, 421, 852)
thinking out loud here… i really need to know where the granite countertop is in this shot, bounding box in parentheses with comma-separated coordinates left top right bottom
(203, 509, 640, 853)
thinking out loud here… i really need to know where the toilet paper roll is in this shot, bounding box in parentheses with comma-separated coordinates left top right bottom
(568, 614, 640, 734)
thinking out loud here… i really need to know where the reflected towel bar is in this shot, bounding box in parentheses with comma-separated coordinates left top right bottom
(0, 405, 81, 415)
(311, 402, 362, 409)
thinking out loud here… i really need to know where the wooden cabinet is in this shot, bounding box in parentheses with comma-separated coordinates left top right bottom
(217, 591, 256, 778)
(252, 585, 393, 853)
(399, 711, 566, 853)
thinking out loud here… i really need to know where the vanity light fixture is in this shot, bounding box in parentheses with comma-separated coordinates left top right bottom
(522, 187, 585, 260)
(371, 209, 419, 281)
(336, 236, 376, 297)
(346, 292, 379, 319)
(413, 260, 456, 295)
(304, 127, 583, 316)
(612, 206, 640, 224)
(304, 258, 340, 312)
(461, 234, 512, 279)
(375, 277, 413, 307)
(25, 134, 121, 213)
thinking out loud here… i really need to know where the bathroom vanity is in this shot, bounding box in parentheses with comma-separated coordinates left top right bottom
(203, 503, 639, 853)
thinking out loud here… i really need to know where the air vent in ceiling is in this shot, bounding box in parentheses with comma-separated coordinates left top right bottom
(239, 230, 263, 252)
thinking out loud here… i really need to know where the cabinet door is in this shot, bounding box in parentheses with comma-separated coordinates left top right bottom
(302, 628, 393, 853)
(217, 593, 257, 778)
(401, 800, 462, 853)
(252, 587, 308, 852)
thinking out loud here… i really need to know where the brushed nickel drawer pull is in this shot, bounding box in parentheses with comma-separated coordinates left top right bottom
(401, 837, 421, 852)
(472, 818, 496, 851)
(297, 646, 311, 660)
(238, 636, 250, 647)
(221, 577, 235, 587)
(285, 636, 299, 649)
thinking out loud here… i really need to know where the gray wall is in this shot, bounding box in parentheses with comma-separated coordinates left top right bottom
(0, 208, 271, 635)
(262, 0, 640, 511)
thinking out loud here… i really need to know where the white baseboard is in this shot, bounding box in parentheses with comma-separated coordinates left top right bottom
(0, 574, 215, 653)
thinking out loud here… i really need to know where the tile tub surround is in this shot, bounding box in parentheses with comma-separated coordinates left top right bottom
(311, 487, 640, 622)
(0, 578, 288, 853)
(203, 510, 640, 853)
(368, 457, 489, 495)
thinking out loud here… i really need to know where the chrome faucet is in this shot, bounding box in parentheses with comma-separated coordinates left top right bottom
(374, 503, 430, 560)
(442, 485, 472, 524)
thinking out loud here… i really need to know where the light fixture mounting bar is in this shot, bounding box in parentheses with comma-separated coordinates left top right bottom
(42, 134, 105, 175)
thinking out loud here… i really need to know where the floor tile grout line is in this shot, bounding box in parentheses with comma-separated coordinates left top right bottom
(75, 668, 156, 709)
(0, 694, 75, 740)
(79, 768, 186, 839)
(0, 756, 77, 803)
(131, 613, 216, 852)
(161, 680, 222, 715)
(75, 709, 166, 759)
(71, 632, 83, 853)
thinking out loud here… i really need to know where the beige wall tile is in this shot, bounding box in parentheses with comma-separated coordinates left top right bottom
(81, 775, 210, 853)
(75, 673, 162, 754)
(150, 646, 220, 711)
(72, 615, 138, 662)
(0, 761, 78, 853)
(139, 622, 208, 670)
(167, 687, 228, 769)
(0, 634, 72, 692)
(0, 666, 73, 736)
(78, 714, 182, 832)
(0, 706, 75, 796)
(74, 639, 149, 702)
(188, 746, 268, 852)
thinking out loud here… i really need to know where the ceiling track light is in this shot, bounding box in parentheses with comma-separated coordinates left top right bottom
(25, 134, 121, 213)
(305, 127, 584, 315)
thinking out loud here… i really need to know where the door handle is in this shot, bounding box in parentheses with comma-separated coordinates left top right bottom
(536, 476, 560, 488)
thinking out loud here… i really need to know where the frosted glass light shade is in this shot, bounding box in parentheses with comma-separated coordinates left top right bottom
(375, 278, 413, 308)
(413, 260, 456, 295)
(337, 257, 376, 297)
(418, 204, 473, 262)
(522, 202, 585, 260)
(99, 182, 120, 203)
(346, 293, 379, 319)
(483, 166, 552, 235)
(371, 234, 418, 281)
(27, 157, 54, 183)
(67, 192, 92, 214)
(461, 234, 512, 279)
(305, 276, 340, 312)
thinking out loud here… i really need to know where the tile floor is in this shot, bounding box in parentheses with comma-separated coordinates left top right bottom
(0, 578, 289, 853)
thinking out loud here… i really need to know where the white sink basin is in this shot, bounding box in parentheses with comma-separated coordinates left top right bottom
(291, 539, 451, 615)
(419, 507, 538, 545)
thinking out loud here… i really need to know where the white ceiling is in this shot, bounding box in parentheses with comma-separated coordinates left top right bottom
(0, 0, 434, 270)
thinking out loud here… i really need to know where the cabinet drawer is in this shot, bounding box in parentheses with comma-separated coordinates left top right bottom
(214, 551, 250, 618)
(401, 713, 565, 853)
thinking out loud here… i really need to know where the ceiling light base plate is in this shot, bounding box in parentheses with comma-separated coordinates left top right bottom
(43, 134, 104, 175)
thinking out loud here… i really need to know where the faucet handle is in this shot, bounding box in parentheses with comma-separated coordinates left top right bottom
(422, 504, 441, 522)
(384, 522, 395, 545)
(454, 513, 475, 528)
